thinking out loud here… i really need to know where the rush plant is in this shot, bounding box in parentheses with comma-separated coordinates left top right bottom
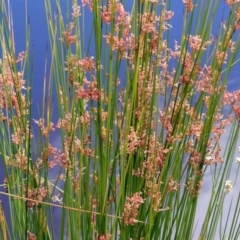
(0, 0, 240, 239)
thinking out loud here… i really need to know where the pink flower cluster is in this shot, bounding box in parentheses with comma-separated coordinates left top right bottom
(122, 192, 144, 225)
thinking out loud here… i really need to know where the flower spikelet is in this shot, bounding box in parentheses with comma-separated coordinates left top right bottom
(72, 3, 81, 18)
(224, 180, 233, 193)
(183, 0, 194, 12)
(122, 192, 143, 225)
(127, 127, 141, 153)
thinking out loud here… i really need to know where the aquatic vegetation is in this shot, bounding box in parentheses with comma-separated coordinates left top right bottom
(0, 0, 240, 239)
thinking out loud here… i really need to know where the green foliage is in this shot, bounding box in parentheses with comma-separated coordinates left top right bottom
(0, 0, 239, 239)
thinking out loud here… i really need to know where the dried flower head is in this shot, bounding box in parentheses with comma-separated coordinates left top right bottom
(27, 232, 36, 240)
(224, 180, 233, 193)
(224, 0, 240, 7)
(122, 192, 144, 225)
(235, 157, 240, 163)
(183, 0, 194, 13)
(72, 3, 81, 18)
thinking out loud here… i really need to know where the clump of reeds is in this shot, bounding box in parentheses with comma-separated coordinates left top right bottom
(0, 0, 240, 239)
